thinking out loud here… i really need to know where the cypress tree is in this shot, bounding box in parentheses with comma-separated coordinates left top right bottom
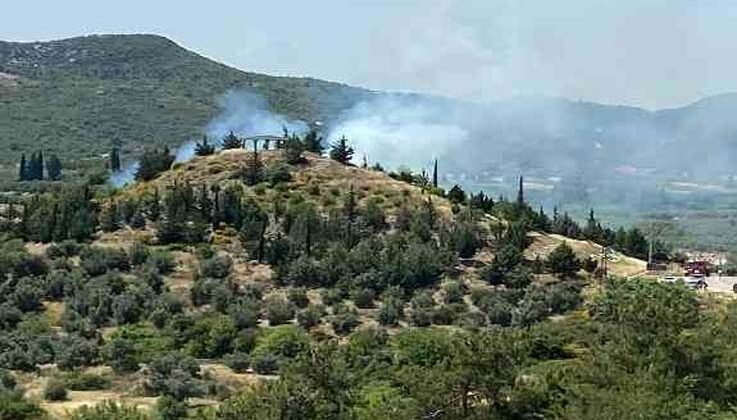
(18, 154, 27, 181)
(432, 158, 438, 188)
(36, 151, 44, 180)
(47, 155, 63, 181)
(111, 147, 122, 172)
(517, 176, 524, 205)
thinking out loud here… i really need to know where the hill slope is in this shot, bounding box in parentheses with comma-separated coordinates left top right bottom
(0, 34, 373, 167)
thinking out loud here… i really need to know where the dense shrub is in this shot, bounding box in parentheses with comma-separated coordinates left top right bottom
(43, 380, 68, 401)
(199, 255, 233, 279)
(297, 304, 325, 329)
(80, 247, 129, 276)
(252, 353, 279, 375)
(263, 295, 295, 326)
(287, 287, 310, 309)
(224, 352, 250, 373)
(352, 288, 376, 309)
(442, 281, 465, 304)
(145, 251, 175, 275)
(144, 353, 202, 400)
(378, 299, 403, 326)
(331, 304, 361, 335)
(60, 371, 111, 391)
(68, 401, 148, 420)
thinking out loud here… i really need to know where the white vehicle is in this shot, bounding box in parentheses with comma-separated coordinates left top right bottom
(683, 277, 707, 290)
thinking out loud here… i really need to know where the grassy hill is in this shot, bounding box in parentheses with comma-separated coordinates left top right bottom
(0, 34, 373, 175)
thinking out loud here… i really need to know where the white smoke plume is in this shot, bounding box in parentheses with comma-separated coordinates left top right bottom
(326, 95, 468, 171)
(109, 90, 307, 186)
(109, 161, 140, 188)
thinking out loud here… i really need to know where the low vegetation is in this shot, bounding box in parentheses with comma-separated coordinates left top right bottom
(0, 134, 729, 419)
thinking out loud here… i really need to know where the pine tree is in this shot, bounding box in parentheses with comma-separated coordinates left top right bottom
(136, 148, 174, 181)
(284, 134, 305, 164)
(221, 131, 243, 149)
(303, 129, 324, 154)
(195, 136, 215, 156)
(47, 155, 63, 181)
(18, 154, 27, 181)
(111, 147, 122, 172)
(329, 136, 354, 165)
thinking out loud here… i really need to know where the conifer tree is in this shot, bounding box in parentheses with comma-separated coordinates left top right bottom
(111, 147, 122, 172)
(432, 158, 438, 188)
(136, 148, 174, 181)
(221, 131, 243, 149)
(517, 176, 524, 205)
(303, 129, 324, 154)
(284, 134, 305, 164)
(47, 155, 63, 181)
(195, 136, 215, 156)
(37, 151, 44, 180)
(329, 136, 354, 165)
(18, 153, 27, 181)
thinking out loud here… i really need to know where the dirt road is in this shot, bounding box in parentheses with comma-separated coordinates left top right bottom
(705, 276, 737, 294)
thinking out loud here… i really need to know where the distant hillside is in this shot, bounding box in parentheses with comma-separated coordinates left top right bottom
(4, 34, 737, 213)
(0, 34, 374, 168)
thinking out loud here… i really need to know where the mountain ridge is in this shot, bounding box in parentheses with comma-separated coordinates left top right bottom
(4, 33, 737, 199)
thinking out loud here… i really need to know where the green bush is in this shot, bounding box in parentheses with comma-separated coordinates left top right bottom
(352, 288, 376, 309)
(252, 353, 279, 375)
(224, 352, 250, 374)
(128, 242, 150, 266)
(263, 295, 295, 326)
(287, 287, 310, 309)
(331, 304, 361, 335)
(60, 371, 111, 391)
(378, 300, 403, 326)
(251, 325, 308, 365)
(80, 247, 130, 276)
(442, 281, 465, 304)
(0, 388, 46, 420)
(264, 163, 293, 185)
(145, 251, 175, 275)
(68, 400, 148, 420)
(156, 395, 187, 420)
(321, 288, 344, 306)
(43, 380, 68, 401)
(297, 304, 325, 329)
(199, 255, 232, 279)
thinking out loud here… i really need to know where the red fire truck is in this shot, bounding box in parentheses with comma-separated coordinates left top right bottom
(684, 260, 710, 278)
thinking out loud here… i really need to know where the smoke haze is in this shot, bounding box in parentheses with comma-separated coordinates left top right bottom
(326, 95, 468, 169)
(110, 90, 307, 186)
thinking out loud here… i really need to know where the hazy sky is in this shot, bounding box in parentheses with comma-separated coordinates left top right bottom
(3, 0, 737, 109)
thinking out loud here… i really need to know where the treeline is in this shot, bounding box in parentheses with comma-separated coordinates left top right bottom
(391, 169, 656, 260)
(17, 151, 63, 181)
